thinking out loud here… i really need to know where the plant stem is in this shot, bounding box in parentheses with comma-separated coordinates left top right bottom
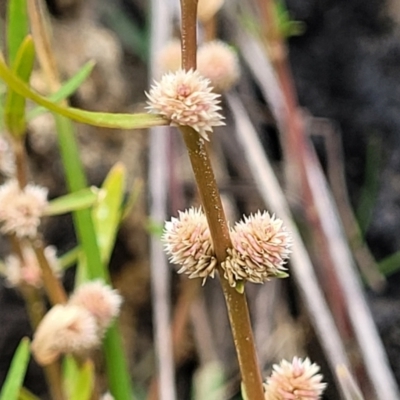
(179, 2, 264, 398)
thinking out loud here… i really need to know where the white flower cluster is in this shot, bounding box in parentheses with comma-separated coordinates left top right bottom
(32, 281, 122, 365)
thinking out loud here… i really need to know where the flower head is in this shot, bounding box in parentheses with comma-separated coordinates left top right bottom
(31, 304, 100, 365)
(158, 39, 182, 74)
(197, 41, 240, 93)
(146, 69, 225, 140)
(222, 211, 291, 286)
(4, 245, 60, 288)
(198, 0, 224, 22)
(163, 207, 217, 283)
(0, 180, 48, 238)
(264, 357, 327, 400)
(69, 280, 122, 331)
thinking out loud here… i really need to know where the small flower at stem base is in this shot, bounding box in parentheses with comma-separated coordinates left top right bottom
(31, 304, 100, 365)
(163, 207, 217, 284)
(264, 357, 327, 400)
(69, 280, 122, 332)
(146, 69, 225, 140)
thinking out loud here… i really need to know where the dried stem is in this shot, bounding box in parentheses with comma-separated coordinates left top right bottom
(13, 138, 28, 188)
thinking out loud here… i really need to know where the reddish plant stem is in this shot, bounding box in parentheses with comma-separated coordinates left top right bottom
(178, 3, 264, 397)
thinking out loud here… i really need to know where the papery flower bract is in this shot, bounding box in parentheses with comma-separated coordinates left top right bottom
(146, 69, 225, 140)
(157, 39, 182, 74)
(163, 207, 217, 283)
(198, 0, 224, 22)
(197, 41, 240, 93)
(264, 357, 327, 400)
(0, 180, 48, 238)
(4, 245, 60, 288)
(31, 304, 100, 365)
(69, 280, 122, 331)
(222, 211, 291, 286)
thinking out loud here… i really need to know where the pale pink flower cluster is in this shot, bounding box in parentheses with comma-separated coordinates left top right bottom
(157, 40, 240, 93)
(0, 180, 48, 238)
(197, 41, 240, 93)
(222, 211, 292, 286)
(264, 357, 327, 400)
(198, 0, 225, 22)
(163, 207, 217, 283)
(146, 69, 225, 140)
(31, 281, 122, 365)
(163, 208, 291, 286)
(4, 245, 59, 288)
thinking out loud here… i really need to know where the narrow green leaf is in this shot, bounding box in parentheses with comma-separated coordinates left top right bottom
(53, 115, 134, 400)
(121, 178, 143, 220)
(63, 356, 94, 400)
(0, 338, 30, 400)
(18, 387, 40, 400)
(4, 36, 35, 137)
(7, 0, 28, 66)
(59, 246, 81, 270)
(45, 187, 99, 216)
(0, 54, 168, 130)
(104, 324, 133, 400)
(27, 60, 96, 121)
(92, 163, 125, 264)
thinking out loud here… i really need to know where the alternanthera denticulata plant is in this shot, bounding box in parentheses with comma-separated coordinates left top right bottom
(0, 1, 328, 400)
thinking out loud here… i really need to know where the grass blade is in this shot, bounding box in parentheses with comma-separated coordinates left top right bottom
(6, 0, 28, 66)
(0, 338, 30, 400)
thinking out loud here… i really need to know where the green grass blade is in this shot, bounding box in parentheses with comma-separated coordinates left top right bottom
(6, 0, 28, 66)
(63, 356, 94, 400)
(53, 114, 134, 400)
(0, 54, 167, 130)
(104, 324, 133, 400)
(0, 338, 30, 400)
(4, 36, 35, 137)
(59, 246, 81, 270)
(45, 187, 99, 216)
(18, 387, 40, 400)
(27, 60, 96, 121)
(92, 163, 125, 264)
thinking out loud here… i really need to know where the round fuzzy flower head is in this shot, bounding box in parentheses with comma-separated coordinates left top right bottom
(5, 245, 60, 288)
(31, 304, 100, 365)
(264, 357, 327, 400)
(162, 207, 217, 283)
(157, 39, 182, 74)
(0, 180, 48, 238)
(222, 211, 292, 286)
(69, 280, 123, 331)
(146, 69, 225, 140)
(197, 41, 240, 93)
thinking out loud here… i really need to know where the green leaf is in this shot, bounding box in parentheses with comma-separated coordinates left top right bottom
(4, 36, 35, 137)
(104, 324, 133, 400)
(45, 187, 100, 216)
(18, 387, 40, 400)
(0, 338, 30, 400)
(58, 246, 81, 270)
(193, 362, 226, 400)
(92, 163, 125, 265)
(63, 356, 94, 400)
(7, 0, 28, 66)
(27, 60, 96, 121)
(0, 54, 168, 130)
(121, 178, 143, 220)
